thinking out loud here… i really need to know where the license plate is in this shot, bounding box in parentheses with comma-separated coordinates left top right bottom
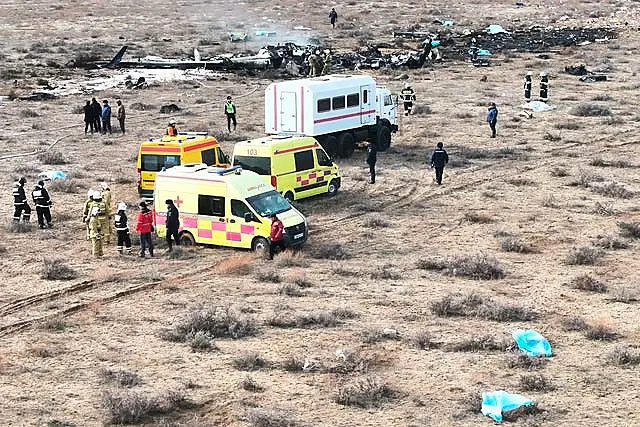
(294, 233, 304, 239)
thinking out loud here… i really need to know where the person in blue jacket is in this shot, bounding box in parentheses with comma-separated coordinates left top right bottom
(487, 102, 498, 138)
(101, 100, 112, 135)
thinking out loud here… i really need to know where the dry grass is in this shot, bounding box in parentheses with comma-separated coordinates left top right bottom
(361, 327, 400, 344)
(41, 258, 77, 280)
(507, 353, 548, 370)
(308, 242, 350, 260)
(284, 269, 313, 288)
(274, 250, 309, 267)
(233, 352, 269, 371)
(502, 403, 542, 422)
(570, 274, 608, 293)
(550, 166, 569, 177)
(519, 374, 554, 392)
(500, 236, 535, 253)
(166, 246, 197, 260)
(570, 103, 611, 117)
(244, 408, 298, 427)
(187, 330, 217, 352)
(100, 368, 142, 387)
(608, 286, 639, 303)
(589, 182, 634, 199)
(565, 246, 604, 265)
(335, 376, 396, 408)
(215, 254, 254, 275)
(38, 150, 67, 165)
(618, 221, 640, 238)
(7, 221, 32, 233)
(160, 305, 259, 342)
(444, 335, 514, 352)
(584, 321, 618, 341)
(605, 345, 640, 367)
(463, 212, 493, 224)
(409, 331, 441, 350)
(363, 214, 390, 228)
(102, 389, 190, 424)
(592, 234, 628, 250)
(241, 375, 265, 392)
(278, 283, 305, 297)
(256, 268, 281, 283)
(328, 349, 375, 374)
(417, 253, 505, 280)
(561, 316, 589, 331)
(430, 292, 536, 321)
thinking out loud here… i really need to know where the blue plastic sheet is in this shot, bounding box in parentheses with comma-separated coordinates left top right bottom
(38, 171, 67, 182)
(482, 391, 534, 422)
(512, 329, 552, 357)
(476, 49, 491, 56)
(443, 20, 454, 27)
(431, 40, 440, 47)
(486, 24, 509, 34)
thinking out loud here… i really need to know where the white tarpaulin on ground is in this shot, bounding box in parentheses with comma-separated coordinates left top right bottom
(521, 101, 555, 112)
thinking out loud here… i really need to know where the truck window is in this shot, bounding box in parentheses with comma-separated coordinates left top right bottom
(332, 95, 345, 110)
(363, 90, 368, 104)
(316, 149, 333, 167)
(231, 199, 252, 218)
(201, 149, 215, 166)
(141, 154, 180, 172)
(317, 98, 330, 112)
(233, 155, 271, 175)
(294, 150, 314, 172)
(384, 95, 393, 106)
(198, 195, 225, 216)
(216, 147, 229, 164)
(347, 93, 359, 107)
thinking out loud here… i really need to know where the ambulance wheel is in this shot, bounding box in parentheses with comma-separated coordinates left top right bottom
(284, 191, 295, 202)
(338, 133, 355, 158)
(252, 237, 269, 255)
(377, 126, 391, 151)
(324, 136, 339, 158)
(328, 179, 339, 197)
(179, 231, 195, 246)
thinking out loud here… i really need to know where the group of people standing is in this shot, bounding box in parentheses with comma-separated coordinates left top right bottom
(307, 50, 332, 77)
(12, 177, 53, 229)
(82, 98, 126, 135)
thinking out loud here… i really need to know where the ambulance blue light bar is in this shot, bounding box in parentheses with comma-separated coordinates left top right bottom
(216, 165, 243, 175)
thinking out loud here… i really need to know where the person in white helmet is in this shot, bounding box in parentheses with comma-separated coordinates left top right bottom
(166, 120, 178, 136)
(114, 202, 132, 255)
(524, 71, 533, 101)
(539, 71, 549, 102)
(89, 206, 103, 257)
(82, 189, 95, 240)
(401, 82, 416, 116)
(100, 182, 113, 244)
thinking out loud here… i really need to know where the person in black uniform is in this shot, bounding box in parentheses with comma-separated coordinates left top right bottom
(524, 71, 532, 102)
(366, 142, 378, 184)
(165, 199, 180, 251)
(91, 98, 102, 133)
(429, 142, 449, 185)
(83, 100, 94, 134)
(12, 177, 31, 223)
(32, 180, 53, 228)
(540, 71, 549, 102)
(114, 202, 132, 255)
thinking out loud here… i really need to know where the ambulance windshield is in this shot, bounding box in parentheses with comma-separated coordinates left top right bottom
(246, 190, 291, 217)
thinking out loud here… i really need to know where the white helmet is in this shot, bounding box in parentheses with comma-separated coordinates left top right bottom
(169, 119, 176, 125)
(540, 71, 548, 77)
(526, 71, 533, 76)
(117, 202, 127, 211)
(404, 82, 410, 88)
(87, 189, 94, 198)
(92, 190, 102, 201)
(100, 182, 109, 190)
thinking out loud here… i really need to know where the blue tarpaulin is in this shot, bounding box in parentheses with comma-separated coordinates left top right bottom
(482, 391, 534, 422)
(512, 329, 552, 357)
(38, 171, 67, 182)
(486, 24, 509, 34)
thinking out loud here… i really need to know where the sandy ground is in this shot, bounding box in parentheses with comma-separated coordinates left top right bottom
(1, 0, 640, 426)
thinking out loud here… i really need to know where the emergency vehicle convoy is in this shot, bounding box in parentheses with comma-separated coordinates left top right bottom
(232, 135, 341, 201)
(137, 133, 230, 199)
(153, 164, 308, 252)
(265, 75, 398, 158)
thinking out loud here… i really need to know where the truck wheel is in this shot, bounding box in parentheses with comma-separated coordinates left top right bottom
(179, 231, 196, 246)
(284, 191, 294, 202)
(324, 136, 339, 158)
(328, 179, 339, 197)
(377, 126, 392, 151)
(338, 133, 355, 158)
(252, 237, 269, 255)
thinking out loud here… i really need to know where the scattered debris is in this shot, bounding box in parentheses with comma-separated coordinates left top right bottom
(486, 24, 509, 34)
(481, 391, 535, 422)
(228, 32, 248, 42)
(512, 330, 552, 357)
(565, 63, 588, 75)
(38, 171, 67, 182)
(159, 104, 181, 114)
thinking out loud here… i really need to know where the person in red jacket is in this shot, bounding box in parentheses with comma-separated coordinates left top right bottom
(269, 214, 285, 260)
(135, 201, 154, 258)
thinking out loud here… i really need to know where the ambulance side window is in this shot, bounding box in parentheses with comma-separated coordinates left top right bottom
(201, 149, 215, 166)
(317, 98, 330, 113)
(363, 90, 368, 104)
(231, 200, 252, 219)
(332, 96, 345, 110)
(347, 93, 359, 107)
(316, 149, 333, 167)
(198, 195, 225, 217)
(294, 150, 314, 172)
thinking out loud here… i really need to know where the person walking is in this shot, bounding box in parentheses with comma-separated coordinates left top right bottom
(429, 142, 449, 185)
(83, 100, 94, 134)
(401, 83, 416, 116)
(91, 98, 102, 133)
(32, 180, 53, 228)
(268, 214, 285, 260)
(224, 96, 237, 132)
(114, 202, 132, 255)
(12, 177, 31, 223)
(89, 206, 104, 257)
(136, 201, 154, 258)
(116, 100, 126, 134)
(101, 100, 112, 134)
(329, 7, 338, 29)
(366, 141, 378, 184)
(524, 71, 533, 102)
(321, 50, 332, 75)
(540, 71, 549, 102)
(165, 199, 180, 251)
(487, 102, 498, 138)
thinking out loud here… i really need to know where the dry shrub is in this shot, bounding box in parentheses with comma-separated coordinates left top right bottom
(570, 170, 604, 187)
(335, 376, 395, 408)
(618, 221, 640, 238)
(40, 317, 70, 332)
(233, 352, 268, 371)
(167, 246, 197, 260)
(278, 283, 305, 297)
(331, 307, 359, 319)
(102, 389, 189, 425)
(590, 158, 633, 168)
(363, 214, 390, 228)
(309, 242, 350, 260)
(216, 254, 253, 275)
(295, 310, 339, 328)
(457, 146, 520, 160)
(550, 166, 569, 177)
(281, 356, 316, 372)
(590, 182, 634, 199)
(570, 102, 611, 117)
(369, 265, 401, 280)
(541, 194, 557, 208)
(284, 269, 312, 288)
(445, 335, 514, 352)
(38, 150, 67, 165)
(463, 212, 493, 224)
(519, 374, 555, 392)
(606, 345, 640, 367)
(20, 108, 40, 118)
(241, 375, 265, 392)
(416, 257, 447, 271)
(561, 316, 589, 331)
(328, 349, 374, 374)
(48, 178, 83, 194)
(245, 408, 298, 427)
(507, 352, 548, 370)
(256, 268, 281, 283)
(431, 292, 535, 322)
(542, 132, 561, 142)
(331, 266, 360, 277)
(570, 274, 608, 293)
(502, 403, 542, 422)
(584, 322, 618, 341)
(275, 250, 309, 267)
(161, 305, 259, 342)
(592, 234, 628, 250)
(565, 246, 604, 265)
(187, 331, 217, 352)
(410, 331, 441, 350)
(361, 327, 400, 344)
(100, 368, 142, 387)
(555, 121, 581, 130)
(7, 221, 33, 233)
(41, 258, 77, 280)
(608, 286, 639, 303)
(418, 253, 504, 279)
(500, 236, 535, 253)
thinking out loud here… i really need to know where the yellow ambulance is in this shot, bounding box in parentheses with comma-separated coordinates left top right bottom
(153, 163, 308, 252)
(137, 133, 230, 199)
(231, 135, 340, 202)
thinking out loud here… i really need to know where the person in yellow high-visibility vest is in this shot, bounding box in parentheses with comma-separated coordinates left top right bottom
(224, 96, 237, 132)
